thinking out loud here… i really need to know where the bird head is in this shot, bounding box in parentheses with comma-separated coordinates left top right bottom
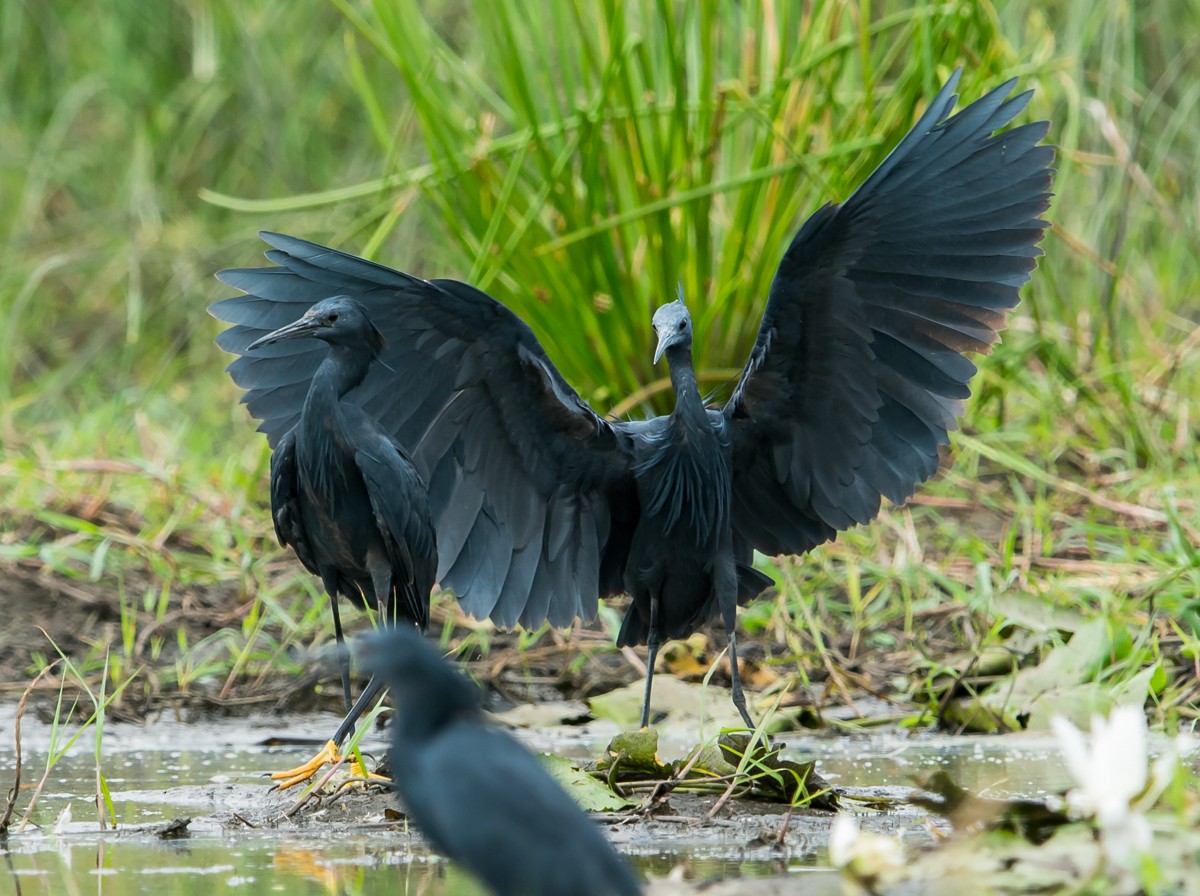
(248, 296, 387, 356)
(360, 628, 482, 735)
(652, 296, 693, 365)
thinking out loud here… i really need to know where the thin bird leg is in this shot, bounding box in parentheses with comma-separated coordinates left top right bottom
(639, 595, 661, 730)
(269, 586, 359, 791)
(329, 595, 353, 711)
(332, 674, 385, 747)
(270, 653, 389, 792)
(331, 674, 390, 784)
(723, 601, 755, 729)
(270, 676, 387, 791)
(304, 562, 396, 784)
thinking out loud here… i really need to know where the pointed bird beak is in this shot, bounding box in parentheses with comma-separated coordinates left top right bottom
(248, 315, 320, 350)
(653, 329, 670, 365)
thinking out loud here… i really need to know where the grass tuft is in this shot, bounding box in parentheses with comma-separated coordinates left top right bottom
(0, 0, 1195, 727)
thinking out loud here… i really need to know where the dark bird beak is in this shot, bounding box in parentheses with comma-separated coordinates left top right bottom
(248, 315, 321, 350)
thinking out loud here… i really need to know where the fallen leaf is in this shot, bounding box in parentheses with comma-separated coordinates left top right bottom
(588, 676, 798, 732)
(941, 619, 1141, 733)
(541, 754, 634, 811)
(489, 700, 591, 729)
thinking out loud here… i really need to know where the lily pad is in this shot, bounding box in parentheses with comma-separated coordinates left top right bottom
(591, 729, 838, 809)
(941, 618, 1141, 733)
(587, 676, 799, 733)
(540, 753, 634, 812)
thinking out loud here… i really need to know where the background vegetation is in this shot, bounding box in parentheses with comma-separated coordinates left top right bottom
(0, 0, 1196, 728)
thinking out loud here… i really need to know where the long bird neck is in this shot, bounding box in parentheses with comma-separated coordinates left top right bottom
(394, 678, 481, 742)
(644, 340, 729, 546)
(304, 345, 374, 418)
(324, 344, 374, 399)
(299, 347, 374, 484)
(665, 344, 706, 425)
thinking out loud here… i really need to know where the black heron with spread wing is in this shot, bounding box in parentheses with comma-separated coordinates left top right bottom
(212, 71, 1053, 729)
(244, 296, 437, 786)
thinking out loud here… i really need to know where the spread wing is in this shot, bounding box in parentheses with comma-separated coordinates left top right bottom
(724, 70, 1054, 555)
(212, 238, 639, 628)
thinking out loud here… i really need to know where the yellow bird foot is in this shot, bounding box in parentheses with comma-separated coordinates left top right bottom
(331, 757, 392, 795)
(269, 740, 343, 791)
(347, 755, 384, 780)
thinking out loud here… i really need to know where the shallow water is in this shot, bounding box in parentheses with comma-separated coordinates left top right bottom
(0, 703, 1076, 895)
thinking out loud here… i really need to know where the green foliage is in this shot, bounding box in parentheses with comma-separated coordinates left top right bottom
(0, 0, 411, 696)
(0, 0, 397, 413)
(330, 0, 1029, 411)
(13, 645, 137, 831)
(0, 0, 1196, 726)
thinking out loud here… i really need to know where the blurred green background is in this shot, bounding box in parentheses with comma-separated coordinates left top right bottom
(0, 1, 1196, 711)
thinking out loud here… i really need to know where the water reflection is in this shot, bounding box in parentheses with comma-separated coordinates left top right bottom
(4, 833, 490, 896)
(0, 707, 1075, 896)
(5, 832, 835, 895)
(786, 731, 1075, 798)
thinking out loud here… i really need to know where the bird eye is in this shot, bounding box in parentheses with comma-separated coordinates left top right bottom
(677, 320, 686, 331)
(328, 312, 338, 323)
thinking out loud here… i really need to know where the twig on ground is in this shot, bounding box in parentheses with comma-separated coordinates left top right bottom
(2, 661, 64, 837)
(277, 752, 352, 821)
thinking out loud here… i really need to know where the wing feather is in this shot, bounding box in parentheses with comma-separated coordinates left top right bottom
(724, 71, 1053, 556)
(211, 235, 639, 629)
(269, 429, 320, 575)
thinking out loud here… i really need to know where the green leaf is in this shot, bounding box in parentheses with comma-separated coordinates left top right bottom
(97, 771, 117, 830)
(943, 619, 1140, 733)
(587, 675, 805, 734)
(540, 754, 633, 812)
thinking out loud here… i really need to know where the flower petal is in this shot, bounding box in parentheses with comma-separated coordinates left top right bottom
(828, 814, 859, 868)
(1050, 715, 1092, 792)
(1092, 706, 1148, 806)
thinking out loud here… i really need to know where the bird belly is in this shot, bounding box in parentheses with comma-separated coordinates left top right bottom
(620, 505, 730, 645)
(296, 473, 387, 609)
(619, 429, 734, 645)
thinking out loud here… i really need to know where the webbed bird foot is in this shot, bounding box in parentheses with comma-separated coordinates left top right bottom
(269, 740, 343, 791)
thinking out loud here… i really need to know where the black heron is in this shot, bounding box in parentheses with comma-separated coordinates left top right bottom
(212, 71, 1053, 729)
(364, 628, 642, 896)
(243, 296, 437, 787)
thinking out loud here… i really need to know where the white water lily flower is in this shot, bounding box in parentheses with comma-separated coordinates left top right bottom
(827, 813, 861, 868)
(1050, 705, 1177, 866)
(1051, 706, 1147, 825)
(827, 813, 904, 884)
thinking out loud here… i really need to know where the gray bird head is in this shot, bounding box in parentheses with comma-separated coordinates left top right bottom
(248, 296, 386, 356)
(652, 297, 692, 365)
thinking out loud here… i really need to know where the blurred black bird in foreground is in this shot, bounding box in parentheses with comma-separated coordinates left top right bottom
(365, 628, 642, 896)
(212, 70, 1053, 729)
(243, 297, 437, 787)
